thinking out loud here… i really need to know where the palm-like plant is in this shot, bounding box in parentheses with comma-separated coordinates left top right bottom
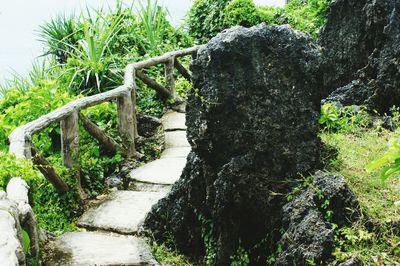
(38, 14, 78, 64)
(62, 10, 124, 94)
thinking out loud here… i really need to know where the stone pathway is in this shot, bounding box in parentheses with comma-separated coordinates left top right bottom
(48, 110, 190, 265)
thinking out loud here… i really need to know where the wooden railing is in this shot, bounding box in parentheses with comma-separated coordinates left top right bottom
(8, 45, 202, 196)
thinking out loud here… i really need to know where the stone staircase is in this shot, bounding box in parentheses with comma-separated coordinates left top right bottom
(48, 110, 189, 265)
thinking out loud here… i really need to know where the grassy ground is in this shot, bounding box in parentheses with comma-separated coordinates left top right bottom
(321, 129, 400, 264)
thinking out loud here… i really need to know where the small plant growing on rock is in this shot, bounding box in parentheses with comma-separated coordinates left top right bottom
(319, 103, 370, 133)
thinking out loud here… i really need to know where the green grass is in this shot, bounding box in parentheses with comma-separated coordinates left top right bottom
(321, 129, 400, 264)
(150, 240, 193, 266)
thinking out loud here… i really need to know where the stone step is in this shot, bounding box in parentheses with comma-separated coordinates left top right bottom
(165, 131, 190, 149)
(49, 231, 159, 266)
(77, 191, 166, 234)
(130, 158, 186, 185)
(160, 147, 191, 159)
(161, 110, 186, 131)
(129, 181, 172, 193)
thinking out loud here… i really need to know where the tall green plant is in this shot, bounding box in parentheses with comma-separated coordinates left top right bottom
(38, 14, 79, 64)
(63, 10, 124, 94)
(136, 0, 172, 54)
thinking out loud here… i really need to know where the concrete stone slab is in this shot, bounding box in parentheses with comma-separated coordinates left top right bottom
(161, 111, 186, 131)
(160, 147, 191, 159)
(77, 191, 166, 234)
(130, 158, 186, 185)
(165, 131, 190, 148)
(50, 231, 159, 266)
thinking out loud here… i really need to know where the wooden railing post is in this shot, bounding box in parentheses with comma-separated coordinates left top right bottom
(61, 111, 83, 195)
(165, 56, 176, 99)
(130, 71, 139, 140)
(117, 91, 136, 157)
(31, 146, 69, 193)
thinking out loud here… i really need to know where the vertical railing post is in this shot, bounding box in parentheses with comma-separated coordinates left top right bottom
(124, 64, 139, 140)
(191, 51, 198, 61)
(61, 111, 83, 196)
(117, 91, 136, 157)
(165, 56, 176, 99)
(131, 72, 139, 140)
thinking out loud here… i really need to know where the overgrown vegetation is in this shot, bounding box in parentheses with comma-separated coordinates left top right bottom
(0, 0, 192, 238)
(187, 0, 331, 42)
(320, 105, 400, 265)
(2, 0, 400, 265)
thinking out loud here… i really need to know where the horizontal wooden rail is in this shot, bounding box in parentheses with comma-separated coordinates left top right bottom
(130, 45, 202, 70)
(6, 44, 202, 260)
(8, 45, 202, 200)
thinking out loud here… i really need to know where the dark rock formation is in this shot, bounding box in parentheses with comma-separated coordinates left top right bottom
(144, 24, 323, 265)
(276, 171, 362, 265)
(320, 0, 400, 113)
(137, 114, 161, 138)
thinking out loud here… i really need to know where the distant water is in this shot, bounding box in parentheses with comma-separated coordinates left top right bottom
(0, 0, 284, 84)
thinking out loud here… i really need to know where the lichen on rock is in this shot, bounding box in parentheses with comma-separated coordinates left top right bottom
(144, 23, 324, 265)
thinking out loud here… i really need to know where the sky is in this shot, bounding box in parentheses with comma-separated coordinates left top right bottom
(0, 0, 285, 84)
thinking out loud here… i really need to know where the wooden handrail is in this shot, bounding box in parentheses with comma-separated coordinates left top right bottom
(8, 45, 202, 197)
(130, 45, 202, 70)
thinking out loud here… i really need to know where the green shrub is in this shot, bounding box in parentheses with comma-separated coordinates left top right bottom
(0, 152, 78, 233)
(187, 0, 232, 43)
(0, 79, 75, 151)
(275, 0, 331, 38)
(319, 103, 370, 133)
(187, 0, 331, 42)
(224, 0, 260, 27)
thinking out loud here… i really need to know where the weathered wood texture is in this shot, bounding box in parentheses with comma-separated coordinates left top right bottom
(9, 46, 202, 159)
(61, 111, 84, 198)
(80, 113, 125, 156)
(31, 146, 69, 193)
(61, 111, 80, 168)
(131, 45, 202, 70)
(9, 85, 130, 159)
(165, 57, 176, 99)
(136, 70, 172, 101)
(118, 92, 136, 157)
(174, 58, 191, 81)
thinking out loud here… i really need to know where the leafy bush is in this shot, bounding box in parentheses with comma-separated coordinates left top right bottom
(187, 0, 331, 42)
(0, 0, 194, 236)
(272, 0, 331, 38)
(224, 0, 260, 27)
(319, 103, 370, 133)
(0, 152, 78, 233)
(0, 79, 75, 151)
(187, 0, 231, 43)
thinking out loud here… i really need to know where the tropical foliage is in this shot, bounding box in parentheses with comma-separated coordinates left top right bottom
(0, 0, 193, 236)
(187, 0, 331, 42)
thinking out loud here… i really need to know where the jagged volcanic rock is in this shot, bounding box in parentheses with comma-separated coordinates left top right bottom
(320, 0, 400, 113)
(144, 24, 323, 265)
(276, 171, 362, 265)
